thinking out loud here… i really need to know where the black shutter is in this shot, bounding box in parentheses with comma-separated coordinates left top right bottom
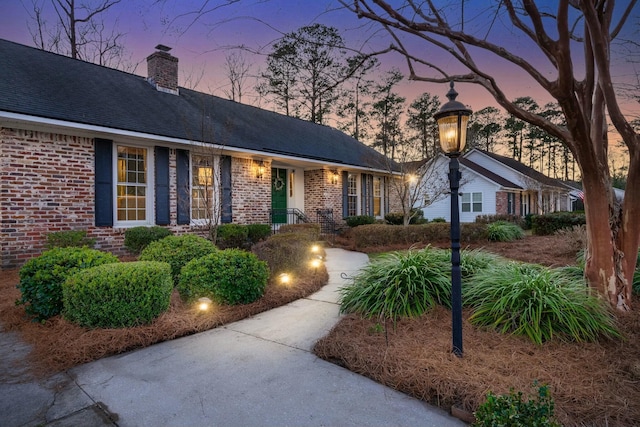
(176, 149, 190, 225)
(155, 147, 170, 225)
(94, 138, 113, 227)
(383, 176, 390, 215)
(367, 174, 374, 215)
(361, 174, 368, 215)
(220, 155, 232, 223)
(342, 171, 349, 218)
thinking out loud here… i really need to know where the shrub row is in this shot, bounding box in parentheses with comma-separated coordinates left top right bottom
(351, 223, 488, 249)
(45, 230, 96, 249)
(124, 226, 173, 254)
(384, 209, 427, 225)
(475, 214, 525, 228)
(277, 223, 321, 240)
(531, 212, 586, 235)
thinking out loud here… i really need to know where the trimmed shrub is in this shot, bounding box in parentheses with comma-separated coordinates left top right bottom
(215, 224, 249, 249)
(384, 209, 425, 225)
(487, 221, 525, 242)
(430, 217, 446, 223)
(475, 214, 525, 228)
(178, 249, 269, 305)
(473, 383, 561, 427)
(139, 234, 217, 285)
(252, 232, 314, 274)
(352, 223, 487, 249)
(124, 226, 172, 254)
(464, 262, 620, 344)
(532, 212, 586, 235)
(16, 248, 119, 321)
(340, 247, 452, 320)
(63, 261, 172, 328)
(45, 230, 96, 249)
(246, 224, 272, 244)
(278, 223, 321, 240)
(345, 215, 376, 227)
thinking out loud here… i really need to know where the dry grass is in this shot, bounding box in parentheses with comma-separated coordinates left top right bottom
(0, 264, 328, 376)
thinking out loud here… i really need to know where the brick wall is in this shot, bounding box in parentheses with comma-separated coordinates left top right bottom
(231, 158, 271, 224)
(1, 128, 96, 268)
(495, 191, 520, 216)
(304, 169, 343, 223)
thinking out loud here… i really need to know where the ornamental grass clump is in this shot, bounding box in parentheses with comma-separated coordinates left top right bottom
(178, 249, 269, 305)
(139, 234, 217, 285)
(339, 247, 451, 320)
(487, 220, 525, 242)
(464, 262, 620, 344)
(62, 261, 172, 328)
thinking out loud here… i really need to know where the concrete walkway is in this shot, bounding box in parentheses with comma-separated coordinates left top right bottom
(1, 248, 467, 427)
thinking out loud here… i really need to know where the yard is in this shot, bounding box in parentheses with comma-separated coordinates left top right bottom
(1, 233, 638, 426)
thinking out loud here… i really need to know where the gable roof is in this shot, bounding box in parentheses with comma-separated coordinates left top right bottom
(0, 39, 391, 171)
(459, 157, 522, 189)
(471, 149, 569, 189)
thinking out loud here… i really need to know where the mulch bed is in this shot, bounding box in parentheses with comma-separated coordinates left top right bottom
(316, 234, 640, 426)
(0, 264, 328, 377)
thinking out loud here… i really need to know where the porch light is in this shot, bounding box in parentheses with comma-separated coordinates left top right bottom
(434, 81, 472, 358)
(255, 160, 266, 179)
(197, 297, 212, 312)
(331, 170, 339, 185)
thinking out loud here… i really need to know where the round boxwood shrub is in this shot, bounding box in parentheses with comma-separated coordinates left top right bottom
(16, 247, 119, 321)
(139, 234, 217, 284)
(178, 249, 269, 305)
(62, 261, 172, 328)
(124, 226, 172, 254)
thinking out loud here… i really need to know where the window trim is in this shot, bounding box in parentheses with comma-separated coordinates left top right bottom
(113, 144, 155, 227)
(461, 192, 482, 213)
(347, 173, 359, 217)
(190, 154, 220, 225)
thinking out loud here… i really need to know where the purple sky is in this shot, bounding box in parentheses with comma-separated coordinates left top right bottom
(1, 1, 637, 131)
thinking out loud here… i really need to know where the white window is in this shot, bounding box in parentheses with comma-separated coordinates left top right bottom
(462, 192, 482, 213)
(116, 145, 152, 224)
(191, 154, 219, 223)
(347, 173, 358, 217)
(373, 177, 382, 217)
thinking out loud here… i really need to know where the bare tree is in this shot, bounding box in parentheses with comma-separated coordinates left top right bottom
(222, 51, 251, 103)
(342, 0, 640, 311)
(24, 0, 128, 68)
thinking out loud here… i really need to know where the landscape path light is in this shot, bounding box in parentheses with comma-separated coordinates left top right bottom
(433, 81, 472, 358)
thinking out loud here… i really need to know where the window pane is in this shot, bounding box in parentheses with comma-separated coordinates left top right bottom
(116, 146, 147, 223)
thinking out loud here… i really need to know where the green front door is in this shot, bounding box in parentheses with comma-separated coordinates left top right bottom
(271, 168, 287, 223)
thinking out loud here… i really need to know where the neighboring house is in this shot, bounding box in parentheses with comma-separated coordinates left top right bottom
(417, 149, 573, 222)
(0, 39, 399, 268)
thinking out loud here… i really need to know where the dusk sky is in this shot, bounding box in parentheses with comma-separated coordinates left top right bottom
(1, 1, 638, 130)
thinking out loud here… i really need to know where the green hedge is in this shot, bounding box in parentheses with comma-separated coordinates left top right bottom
(45, 230, 96, 249)
(139, 234, 217, 285)
(215, 224, 249, 249)
(531, 212, 586, 235)
(345, 215, 376, 227)
(178, 250, 269, 305)
(124, 226, 172, 254)
(352, 223, 488, 249)
(63, 261, 172, 328)
(384, 209, 426, 225)
(16, 248, 119, 321)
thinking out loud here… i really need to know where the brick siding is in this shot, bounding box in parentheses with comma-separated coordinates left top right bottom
(304, 169, 343, 223)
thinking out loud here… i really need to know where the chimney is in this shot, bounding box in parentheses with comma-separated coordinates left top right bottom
(147, 44, 179, 94)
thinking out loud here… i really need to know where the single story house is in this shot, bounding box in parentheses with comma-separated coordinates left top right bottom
(0, 39, 400, 268)
(416, 149, 573, 222)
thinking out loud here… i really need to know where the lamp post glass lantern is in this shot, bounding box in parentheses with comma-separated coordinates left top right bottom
(434, 81, 472, 357)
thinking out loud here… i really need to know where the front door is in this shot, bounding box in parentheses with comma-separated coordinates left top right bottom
(271, 168, 287, 223)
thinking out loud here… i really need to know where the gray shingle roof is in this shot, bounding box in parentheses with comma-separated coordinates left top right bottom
(476, 149, 568, 189)
(0, 39, 391, 170)
(460, 157, 522, 189)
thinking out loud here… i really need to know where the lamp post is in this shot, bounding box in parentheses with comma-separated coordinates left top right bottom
(434, 81, 472, 357)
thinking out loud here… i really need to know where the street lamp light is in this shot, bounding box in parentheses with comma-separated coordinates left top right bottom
(434, 81, 472, 358)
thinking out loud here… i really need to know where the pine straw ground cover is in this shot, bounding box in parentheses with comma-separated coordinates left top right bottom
(317, 234, 640, 426)
(0, 263, 328, 376)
